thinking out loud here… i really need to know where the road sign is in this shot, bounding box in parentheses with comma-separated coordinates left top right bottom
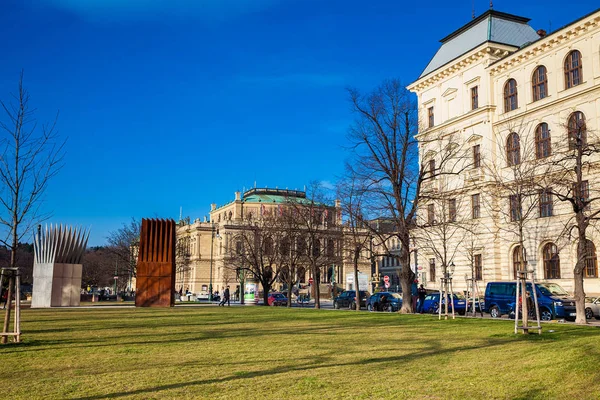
(385, 282, 390, 289)
(113, 276, 118, 280)
(383, 275, 390, 283)
(308, 278, 314, 285)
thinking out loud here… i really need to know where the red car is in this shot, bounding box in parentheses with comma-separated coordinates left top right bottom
(268, 292, 288, 306)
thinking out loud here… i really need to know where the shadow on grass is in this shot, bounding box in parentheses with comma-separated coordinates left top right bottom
(69, 337, 516, 400)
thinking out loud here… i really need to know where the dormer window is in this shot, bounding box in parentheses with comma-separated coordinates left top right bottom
(503, 79, 518, 112)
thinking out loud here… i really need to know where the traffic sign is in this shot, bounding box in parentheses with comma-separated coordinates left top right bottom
(383, 275, 390, 283)
(308, 278, 314, 285)
(385, 282, 390, 289)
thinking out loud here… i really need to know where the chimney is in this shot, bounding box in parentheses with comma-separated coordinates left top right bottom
(537, 29, 547, 38)
(235, 191, 241, 201)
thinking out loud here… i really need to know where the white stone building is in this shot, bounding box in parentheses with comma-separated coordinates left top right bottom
(408, 9, 600, 295)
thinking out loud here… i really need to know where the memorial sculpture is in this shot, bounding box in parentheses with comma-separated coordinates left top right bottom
(136, 218, 176, 307)
(31, 225, 89, 308)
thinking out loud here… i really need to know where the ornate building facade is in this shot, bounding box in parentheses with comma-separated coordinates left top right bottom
(175, 188, 372, 297)
(408, 9, 600, 294)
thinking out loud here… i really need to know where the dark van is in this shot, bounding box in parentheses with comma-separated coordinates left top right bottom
(484, 281, 576, 321)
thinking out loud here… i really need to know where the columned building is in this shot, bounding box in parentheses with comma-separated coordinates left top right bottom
(408, 9, 600, 295)
(175, 188, 371, 297)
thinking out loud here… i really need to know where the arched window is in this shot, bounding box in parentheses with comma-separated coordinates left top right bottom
(581, 240, 598, 278)
(535, 123, 551, 159)
(564, 50, 583, 89)
(532, 66, 548, 101)
(543, 243, 560, 279)
(506, 132, 521, 166)
(504, 79, 518, 112)
(512, 245, 524, 280)
(568, 112, 586, 150)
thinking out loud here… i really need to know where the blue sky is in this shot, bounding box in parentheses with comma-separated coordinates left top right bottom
(1, 0, 597, 246)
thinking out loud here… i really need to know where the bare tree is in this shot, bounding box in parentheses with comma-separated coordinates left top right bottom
(485, 118, 545, 330)
(541, 112, 600, 324)
(337, 172, 371, 311)
(227, 213, 280, 306)
(276, 208, 306, 307)
(0, 72, 65, 273)
(285, 182, 341, 309)
(82, 247, 116, 288)
(106, 218, 140, 289)
(347, 80, 467, 312)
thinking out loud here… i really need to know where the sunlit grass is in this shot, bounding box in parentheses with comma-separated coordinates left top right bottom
(1, 306, 599, 399)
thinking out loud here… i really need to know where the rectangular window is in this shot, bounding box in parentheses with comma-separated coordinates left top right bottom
(471, 86, 479, 110)
(448, 199, 456, 222)
(539, 189, 553, 218)
(429, 258, 436, 282)
(427, 204, 435, 224)
(509, 194, 522, 222)
(471, 194, 480, 219)
(428, 107, 434, 128)
(474, 254, 482, 281)
(473, 145, 481, 168)
(429, 159, 436, 178)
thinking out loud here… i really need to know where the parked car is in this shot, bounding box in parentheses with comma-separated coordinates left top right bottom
(367, 292, 402, 312)
(585, 297, 600, 319)
(465, 297, 485, 313)
(268, 292, 288, 306)
(420, 292, 466, 315)
(334, 290, 370, 310)
(484, 281, 576, 321)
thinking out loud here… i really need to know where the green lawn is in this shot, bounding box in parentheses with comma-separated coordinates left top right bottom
(1, 306, 599, 399)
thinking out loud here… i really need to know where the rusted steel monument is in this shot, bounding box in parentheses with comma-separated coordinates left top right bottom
(136, 218, 176, 307)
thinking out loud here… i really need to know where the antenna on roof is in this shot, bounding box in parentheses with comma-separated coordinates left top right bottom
(254, 180, 257, 188)
(179, 206, 182, 221)
(471, 0, 475, 19)
(489, 0, 493, 9)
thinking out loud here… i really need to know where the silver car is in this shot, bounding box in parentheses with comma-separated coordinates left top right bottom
(585, 297, 600, 319)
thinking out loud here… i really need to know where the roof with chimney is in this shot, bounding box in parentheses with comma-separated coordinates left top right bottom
(419, 10, 540, 79)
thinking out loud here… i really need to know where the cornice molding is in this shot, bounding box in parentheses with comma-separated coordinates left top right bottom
(489, 14, 600, 76)
(408, 43, 515, 93)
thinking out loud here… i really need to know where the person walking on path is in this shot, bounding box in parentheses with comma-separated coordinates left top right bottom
(411, 280, 418, 312)
(220, 286, 231, 306)
(417, 284, 427, 313)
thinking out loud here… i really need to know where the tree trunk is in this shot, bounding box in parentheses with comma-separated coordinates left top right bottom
(399, 250, 415, 313)
(574, 228, 587, 324)
(262, 282, 270, 306)
(354, 247, 361, 311)
(286, 283, 293, 308)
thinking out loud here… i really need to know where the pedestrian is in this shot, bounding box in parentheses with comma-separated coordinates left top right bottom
(411, 280, 418, 312)
(1, 288, 7, 309)
(417, 284, 427, 313)
(223, 286, 230, 306)
(235, 286, 240, 302)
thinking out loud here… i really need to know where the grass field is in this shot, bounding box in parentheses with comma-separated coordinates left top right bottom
(1, 306, 599, 399)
